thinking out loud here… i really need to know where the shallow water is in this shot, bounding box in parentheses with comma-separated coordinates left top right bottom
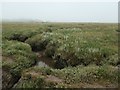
(35, 52, 55, 68)
(37, 61, 48, 67)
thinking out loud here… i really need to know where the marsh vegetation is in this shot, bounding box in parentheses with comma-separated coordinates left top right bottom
(2, 22, 119, 88)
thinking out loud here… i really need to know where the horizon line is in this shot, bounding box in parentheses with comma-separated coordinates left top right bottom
(2, 19, 118, 23)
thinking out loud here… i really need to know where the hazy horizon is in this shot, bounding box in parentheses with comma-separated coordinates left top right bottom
(2, 2, 118, 23)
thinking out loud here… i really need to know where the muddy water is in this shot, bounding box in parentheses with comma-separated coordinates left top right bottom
(35, 51, 55, 68)
(37, 61, 48, 67)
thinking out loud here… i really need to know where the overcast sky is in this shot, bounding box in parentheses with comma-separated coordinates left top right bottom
(2, 2, 118, 22)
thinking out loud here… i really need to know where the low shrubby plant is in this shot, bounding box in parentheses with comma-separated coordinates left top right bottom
(25, 33, 51, 51)
(2, 22, 119, 88)
(2, 40, 37, 88)
(53, 65, 119, 84)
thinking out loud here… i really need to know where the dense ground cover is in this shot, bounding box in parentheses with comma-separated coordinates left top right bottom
(2, 22, 119, 88)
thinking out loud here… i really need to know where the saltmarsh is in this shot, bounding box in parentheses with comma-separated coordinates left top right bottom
(2, 22, 119, 88)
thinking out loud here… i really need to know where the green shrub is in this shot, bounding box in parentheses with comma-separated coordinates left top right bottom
(44, 40, 58, 58)
(96, 65, 118, 82)
(14, 75, 45, 88)
(25, 34, 51, 51)
(14, 71, 45, 88)
(3, 28, 42, 42)
(9, 33, 28, 42)
(15, 65, 119, 88)
(107, 54, 119, 66)
(3, 40, 31, 54)
(52, 29, 118, 66)
(53, 65, 119, 84)
(44, 68, 53, 75)
(2, 40, 37, 76)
